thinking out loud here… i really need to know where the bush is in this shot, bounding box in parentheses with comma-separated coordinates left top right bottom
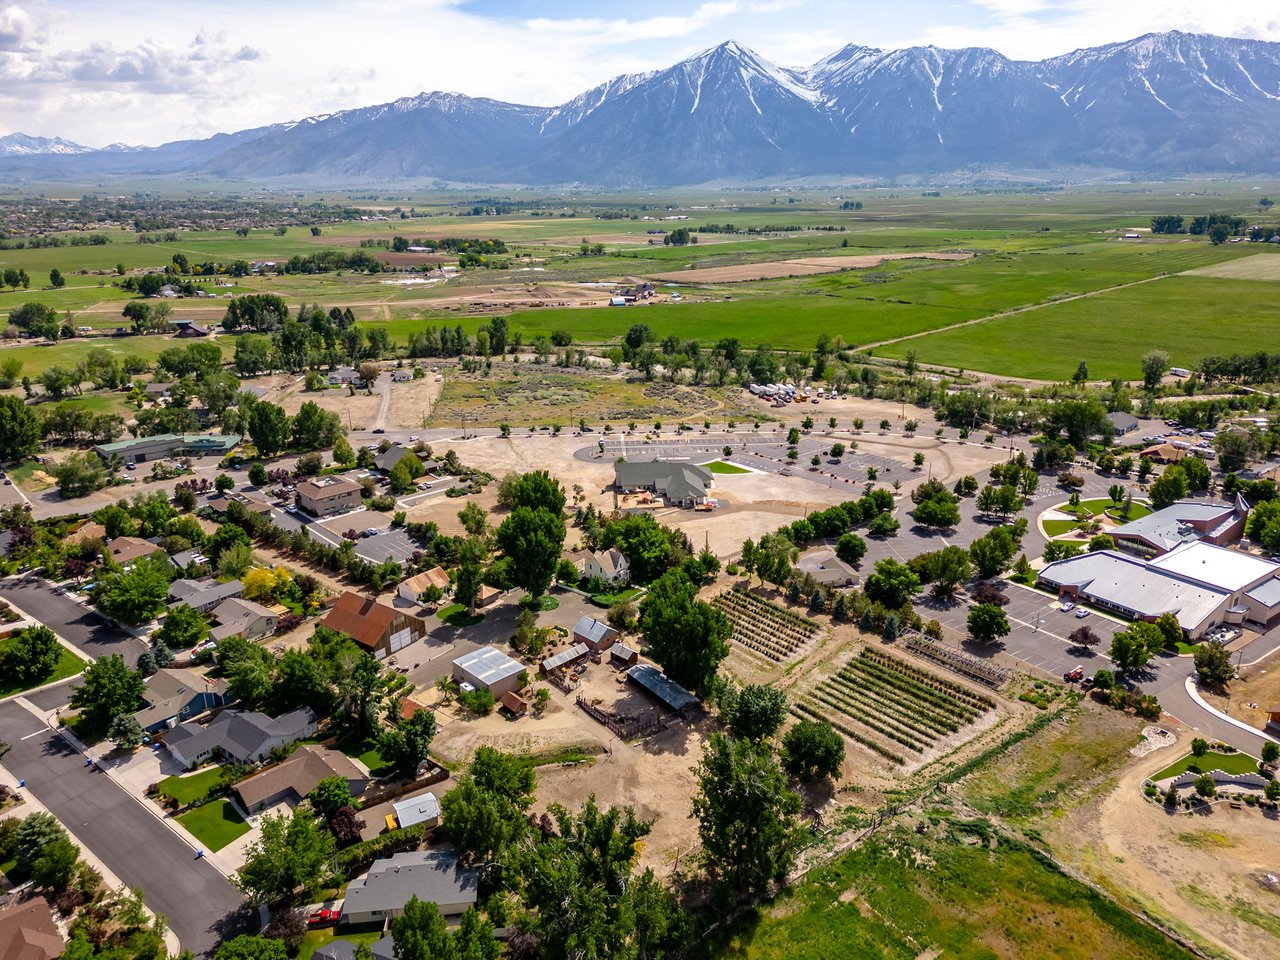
(456, 687, 496, 715)
(369, 494, 396, 512)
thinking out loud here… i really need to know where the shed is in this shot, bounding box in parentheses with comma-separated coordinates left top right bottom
(572, 616, 618, 652)
(541, 643, 589, 675)
(610, 643, 638, 667)
(626, 663, 699, 717)
(452, 645, 524, 697)
(392, 791, 440, 829)
(500, 691, 528, 717)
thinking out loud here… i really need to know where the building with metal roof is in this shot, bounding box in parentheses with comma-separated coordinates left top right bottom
(340, 851, 478, 925)
(572, 615, 618, 651)
(541, 643, 590, 674)
(1109, 498, 1248, 557)
(391, 791, 440, 829)
(452, 645, 524, 697)
(614, 459, 714, 507)
(626, 663, 699, 716)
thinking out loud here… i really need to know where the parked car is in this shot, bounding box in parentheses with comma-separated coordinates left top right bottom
(1060, 601, 1076, 612)
(1063, 666, 1085, 683)
(307, 908, 336, 927)
(372, 428, 385, 434)
(1074, 608, 1091, 619)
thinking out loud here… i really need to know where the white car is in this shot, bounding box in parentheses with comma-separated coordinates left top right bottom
(1060, 601, 1076, 612)
(1074, 608, 1091, 619)
(408, 435, 419, 442)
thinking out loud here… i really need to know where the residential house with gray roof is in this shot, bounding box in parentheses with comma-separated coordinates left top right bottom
(340, 851, 479, 924)
(132, 667, 232, 733)
(168, 578, 242, 613)
(162, 707, 318, 769)
(208, 597, 277, 642)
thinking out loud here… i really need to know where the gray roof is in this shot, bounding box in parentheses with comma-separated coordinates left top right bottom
(1107, 411, 1139, 432)
(168, 578, 241, 609)
(169, 549, 208, 570)
(1246, 578, 1280, 609)
(392, 791, 440, 828)
(165, 707, 316, 763)
(626, 663, 699, 713)
(572, 616, 615, 645)
(453, 645, 523, 688)
(133, 668, 227, 728)
(542, 643, 590, 673)
(797, 549, 858, 586)
(208, 597, 276, 641)
(314, 937, 395, 960)
(614, 459, 712, 502)
(1109, 501, 1237, 553)
(374, 446, 415, 472)
(1037, 550, 1229, 633)
(342, 851, 478, 919)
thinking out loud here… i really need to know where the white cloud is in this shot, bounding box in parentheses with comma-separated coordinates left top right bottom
(0, 2, 41, 51)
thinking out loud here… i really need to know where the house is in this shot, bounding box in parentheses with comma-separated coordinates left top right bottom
(327, 367, 366, 388)
(572, 615, 618, 652)
(107, 536, 170, 567)
(374, 446, 417, 473)
(169, 548, 210, 572)
(321, 591, 429, 658)
(234, 744, 368, 814)
(1037, 541, 1280, 639)
(340, 851, 478, 925)
(614, 460, 714, 508)
(797, 549, 858, 587)
(174, 322, 211, 338)
(209, 597, 278, 642)
(1138, 441, 1189, 465)
(295, 475, 363, 517)
(133, 667, 231, 733)
(399, 566, 450, 604)
(315, 938, 395, 960)
(1109, 498, 1249, 557)
(453, 645, 524, 697)
(391, 791, 440, 829)
(162, 707, 318, 768)
(1107, 411, 1140, 436)
(578, 548, 630, 583)
(0, 898, 63, 960)
(207, 491, 273, 516)
(626, 663, 700, 718)
(144, 382, 174, 400)
(168, 577, 243, 613)
(392, 368, 414, 382)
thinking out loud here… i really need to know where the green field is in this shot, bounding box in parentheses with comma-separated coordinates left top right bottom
(705, 460, 751, 474)
(0, 635, 87, 698)
(695, 824, 1195, 960)
(0, 334, 232, 378)
(1153, 751, 1261, 780)
(156, 766, 226, 805)
(175, 798, 250, 851)
(1041, 518, 1082, 537)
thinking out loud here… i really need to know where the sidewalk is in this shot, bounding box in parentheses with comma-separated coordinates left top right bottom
(0, 747, 183, 957)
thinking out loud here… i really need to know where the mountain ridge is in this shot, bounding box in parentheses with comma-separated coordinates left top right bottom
(3, 30, 1278, 185)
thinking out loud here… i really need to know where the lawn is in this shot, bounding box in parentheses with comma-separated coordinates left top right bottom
(1153, 751, 1261, 780)
(436, 603, 484, 627)
(156, 766, 226, 805)
(297, 926, 384, 960)
(175, 798, 250, 852)
(1041, 518, 1082, 537)
(0, 334, 232, 379)
(329, 735, 392, 777)
(591, 587, 643, 607)
(693, 823, 1196, 960)
(0, 852, 28, 884)
(705, 459, 750, 474)
(0, 635, 87, 698)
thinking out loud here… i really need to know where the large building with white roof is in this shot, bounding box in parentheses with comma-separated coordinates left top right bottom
(1037, 541, 1280, 639)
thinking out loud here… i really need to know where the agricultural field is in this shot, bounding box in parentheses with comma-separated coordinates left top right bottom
(793, 648, 996, 765)
(711, 588, 821, 662)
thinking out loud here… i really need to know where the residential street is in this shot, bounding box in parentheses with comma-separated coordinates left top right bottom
(0, 576, 149, 669)
(0, 701, 250, 957)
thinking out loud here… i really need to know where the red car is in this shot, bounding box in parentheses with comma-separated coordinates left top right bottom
(307, 908, 337, 927)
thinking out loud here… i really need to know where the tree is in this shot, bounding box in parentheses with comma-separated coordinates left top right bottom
(263, 908, 308, 955)
(1193, 773, 1216, 798)
(1068, 625, 1100, 648)
(4, 625, 61, 685)
(333, 436, 355, 465)
(1213, 430, 1251, 473)
(1138, 350, 1171, 391)
(439, 747, 534, 864)
(1089, 534, 1115, 552)
(391, 899, 500, 960)
(863, 558, 920, 609)
(495, 505, 565, 600)
(214, 473, 235, 494)
(52, 452, 107, 498)
(835, 532, 866, 566)
(213, 935, 290, 960)
(1108, 624, 1159, 676)
(247, 401, 291, 457)
(967, 603, 1009, 645)
(692, 733, 803, 894)
(14, 811, 68, 871)
(1148, 465, 1189, 509)
(912, 496, 960, 529)
(639, 568, 731, 694)
(724, 684, 787, 742)
(32, 836, 78, 893)
(70, 654, 144, 727)
(328, 805, 366, 847)
(234, 807, 335, 904)
(782, 719, 844, 781)
(291, 400, 341, 451)
(453, 536, 487, 616)
(1190, 737, 1209, 759)
(307, 777, 355, 821)
(1193, 641, 1235, 687)
(48, 268, 65, 289)
(378, 708, 438, 778)
(969, 526, 1017, 579)
(108, 714, 144, 750)
(0, 394, 40, 461)
(918, 545, 973, 598)
(95, 555, 171, 624)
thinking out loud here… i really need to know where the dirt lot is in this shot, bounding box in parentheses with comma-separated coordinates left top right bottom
(246, 368, 443, 429)
(647, 251, 973, 283)
(1054, 742, 1280, 960)
(1201, 663, 1280, 734)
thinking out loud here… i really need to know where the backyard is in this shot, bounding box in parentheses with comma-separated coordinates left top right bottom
(0, 636, 87, 698)
(156, 766, 226, 805)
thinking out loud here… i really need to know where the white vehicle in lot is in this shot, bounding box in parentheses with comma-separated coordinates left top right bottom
(1074, 608, 1091, 619)
(1060, 601, 1076, 612)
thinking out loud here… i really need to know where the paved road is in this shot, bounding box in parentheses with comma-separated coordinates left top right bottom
(0, 577, 149, 670)
(0, 702, 249, 957)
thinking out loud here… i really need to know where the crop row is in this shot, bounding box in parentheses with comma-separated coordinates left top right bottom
(862, 649, 996, 710)
(730, 629, 795, 662)
(820, 675, 954, 742)
(807, 686, 928, 752)
(792, 700, 907, 766)
(827, 670, 963, 736)
(720, 589, 819, 632)
(844, 657, 985, 723)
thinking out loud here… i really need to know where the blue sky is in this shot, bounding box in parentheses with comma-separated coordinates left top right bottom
(2, 0, 1277, 145)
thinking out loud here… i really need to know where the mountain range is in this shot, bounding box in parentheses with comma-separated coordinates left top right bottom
(3, 31, 1279, 186)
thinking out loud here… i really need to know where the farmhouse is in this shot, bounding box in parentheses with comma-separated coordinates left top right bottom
(295, 475, 363, 517)
(398, 566, 450, 603)
(234, 744, 368, 814)
(132, 667, 231, 733)
(1038, 541, 1280, 638)
(327, 367, 367, 388)
(453, 645, 524, 697)
(614, 459, 714, 508)
(340, 850, 478, 925)
(208, 597, 278, 642)
(577, 548, 630, 583)
(321, 591, 429, 658)
(168, 577, 243, 613)
(1109, 498, 1248, 557)
(572, 615, 618, 651)
(174, 322, 212, 338)
(163, 707, 318, 768)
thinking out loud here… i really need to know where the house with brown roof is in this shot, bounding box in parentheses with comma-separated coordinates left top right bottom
(295, 475, 363, 517)
(398, 566, 450, 604)
(234, 743, 368, 814)
(107, 536, 169, 567)
(321, 591, 429, 658)
(0, 899, 63, 960)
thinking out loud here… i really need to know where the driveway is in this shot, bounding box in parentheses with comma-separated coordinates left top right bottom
(0, 701, 250, 956)
(0, 577, 149, 673)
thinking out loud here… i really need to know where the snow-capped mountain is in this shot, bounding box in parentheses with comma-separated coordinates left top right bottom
(0, 133, 92, 156)
(4, 31, 1279, 185)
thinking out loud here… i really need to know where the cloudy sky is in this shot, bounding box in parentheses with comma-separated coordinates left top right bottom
(2, 0, 1278, 146)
